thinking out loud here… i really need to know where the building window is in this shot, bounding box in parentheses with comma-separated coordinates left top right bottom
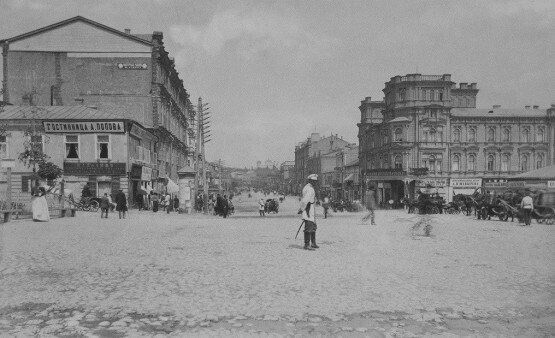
(428, 155, 436, 173)
(382, 133, 388, 145)
(96, 135, 110, 159)
(522, 127, 530, 142)
(487, 127, 495, 142)
(453, 128, 461, 142)
(429, 128, 437, 142)
(521, 154, 529, 171)
(468, 154, 476, 171)
(468, 127, 477, 142)
(502, 128, 510, 142)
(452, 154, 460, 172)
(536, 154, 543, 169)
(0, 135, 7, 159)
(487, 155, 495, 171)
(536, 127, 545, 142)
(394, 128, 403, 142)
(501, 154, 510, 172)
(65, 135, 79, 159)
(21, 175, 31, 193)
(439, 92, 443, 101)
(394, 155, 403, 169)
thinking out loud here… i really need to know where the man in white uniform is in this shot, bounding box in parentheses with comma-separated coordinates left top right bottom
(299, 174, 319, 250)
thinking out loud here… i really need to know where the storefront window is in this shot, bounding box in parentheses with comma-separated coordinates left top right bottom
(65, 135, 79, 159)
(97, 135, 110, 159)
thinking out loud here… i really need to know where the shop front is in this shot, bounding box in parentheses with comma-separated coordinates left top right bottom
(63, 162, 126, 198)
(415, 178, 448, 200)
(483, 179, 509, 193)
(130, 164, 154, 206)
(365, 169, 407, 207)
(449, 178, 482, 201)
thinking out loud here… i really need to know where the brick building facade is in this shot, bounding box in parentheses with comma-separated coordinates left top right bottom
(358, 73, 555, 204)
(1, 16, 194, 203)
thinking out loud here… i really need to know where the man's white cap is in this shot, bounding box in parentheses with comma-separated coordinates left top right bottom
(307, 174, 318, 181)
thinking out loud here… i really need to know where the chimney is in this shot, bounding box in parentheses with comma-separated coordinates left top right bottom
(310, 133, 320, 142)
(470, 83, 477, 89)
(493, 105, 501, 109)
(459, 83, 468, 89)
(525, 105, 531, 109)
(533, 105, 539, 109)
(124, 28, 131, 34)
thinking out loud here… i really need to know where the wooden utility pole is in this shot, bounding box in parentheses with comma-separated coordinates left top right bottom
(201, 107, 208, 214)
(193, 98, 202, 212)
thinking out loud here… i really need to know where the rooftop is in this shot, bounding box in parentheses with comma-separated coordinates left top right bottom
(0, 105, 123, 120)
(451, 107, 547, 118)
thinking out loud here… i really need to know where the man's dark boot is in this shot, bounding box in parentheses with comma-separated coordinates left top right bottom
(303, 232, 314, 250)
(310, 232, 319, 248)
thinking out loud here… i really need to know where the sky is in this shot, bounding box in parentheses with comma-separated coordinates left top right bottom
(0, 0, 554, 168)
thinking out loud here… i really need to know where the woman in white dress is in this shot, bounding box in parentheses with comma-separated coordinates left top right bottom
(31, 184, 50, 222)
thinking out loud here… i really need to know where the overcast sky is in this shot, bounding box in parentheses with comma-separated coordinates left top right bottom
(1, 0, 554, 167)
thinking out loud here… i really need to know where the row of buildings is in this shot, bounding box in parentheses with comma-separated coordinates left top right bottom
(0, 16, 199, 206)
(293, 73, 555, 204)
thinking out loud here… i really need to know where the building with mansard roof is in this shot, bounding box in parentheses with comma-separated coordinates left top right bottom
(358, 73, 555, 204)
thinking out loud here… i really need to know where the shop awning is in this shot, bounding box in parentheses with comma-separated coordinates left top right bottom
(514, 165, 555, 180)
(343, 173, 354, 182)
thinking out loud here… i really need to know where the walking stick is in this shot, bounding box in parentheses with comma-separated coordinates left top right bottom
(295, 220, 305, 239)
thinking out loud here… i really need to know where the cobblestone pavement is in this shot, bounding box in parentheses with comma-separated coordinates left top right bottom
(0, 195, 553, 336)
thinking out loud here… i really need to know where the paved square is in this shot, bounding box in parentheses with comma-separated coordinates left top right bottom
(0, 196, 553, 336)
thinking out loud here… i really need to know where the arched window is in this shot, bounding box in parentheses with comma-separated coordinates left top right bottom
(383, 133, 388, 145)
(487, 154, 495, 171)
(522, 127, 530, 143)
(536, 127, 544, 142)
(394, 128, 403, 142)
(521, 154, 529, 171)
(429, 128, 437, 142)
(487, 127, 495, 142)
(453, 128, 461, 142)
(428, 155, 436, 173)
(394, 155, 403, 169)
(501, 154, 510, 172)
(452, 154, 460, 172)
(468, 154, 476, 171)
(536, 154, 543, 169)
(502, 128, 510, 142)
(468, 127, 476, 143)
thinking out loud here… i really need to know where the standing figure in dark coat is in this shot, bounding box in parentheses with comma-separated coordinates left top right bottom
(100, 193, 110, 218)
(214, 194, 223, 216)
(115, 189, 128, 219)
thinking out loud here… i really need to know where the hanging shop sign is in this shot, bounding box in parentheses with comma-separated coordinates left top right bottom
(417, 178, 448, 187)
(450, 178, 482, 188)
(44, 121, 125, 133)
(506, 181, 525, 188)
(117, 63, 148, 70)
(365, 168, 406, 176)
(63, 162, 126, 176)
(141, 166, 152, 181)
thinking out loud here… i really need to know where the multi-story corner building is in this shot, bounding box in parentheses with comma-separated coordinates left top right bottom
(1, 16, 194, 202)
(293, 133, 352, 195)
(358, 73, 555, 204)
(279, 161, 295, 194)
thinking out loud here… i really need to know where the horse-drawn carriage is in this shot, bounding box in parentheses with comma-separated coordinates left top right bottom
(409, 193, 445, 214)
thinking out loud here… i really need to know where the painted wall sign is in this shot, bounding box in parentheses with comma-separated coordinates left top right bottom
(44, 121, 125, 133)
(366, 169, 406, 176)
(63, 162, 126, 176)
(117, 63, 148, 70)
(417, 178, 448, 187)
(450, 178, 482, 188)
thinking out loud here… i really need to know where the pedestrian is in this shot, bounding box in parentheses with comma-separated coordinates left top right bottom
(259, 198, 265, 216)
(151, 192, 159, 212)
(136, 193, 144, 211)
(222, 194, 230, 218)
(520, 191, 534, 226)
(362, 185, 377, 225)
(31, 182, 50, 222)
(322, 195, 330, 219)
(299, 174, 319, 250)
(173, 195, 180, 213)
(115, 189, 128, 219)
(99, 193, 110, 218)
(165, 193, 172, 213)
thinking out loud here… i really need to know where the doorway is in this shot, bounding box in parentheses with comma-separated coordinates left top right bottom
(97, 181, 112, 197)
